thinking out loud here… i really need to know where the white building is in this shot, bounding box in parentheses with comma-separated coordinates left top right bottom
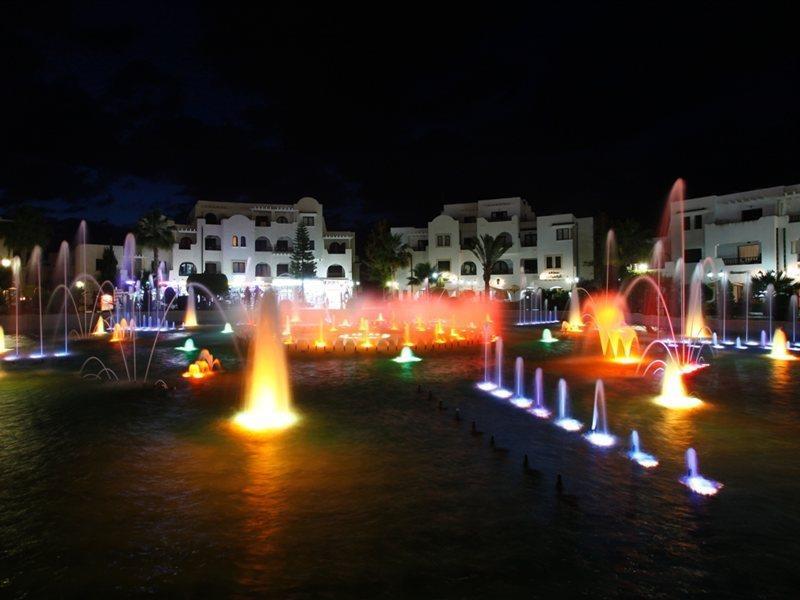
(168, 197, 355, 306)
(665, 184, 800, 292)
(73, 196, 356, 307)
(391, 197, 594, 296)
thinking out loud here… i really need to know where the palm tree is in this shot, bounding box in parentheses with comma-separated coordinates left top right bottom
(364, 220, 409, 295)
(407, 262, 434, 293)
(469, 234, 513, 296)
(135, 210, 174, 275)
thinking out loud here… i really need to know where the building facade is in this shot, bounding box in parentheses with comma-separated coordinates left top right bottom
(665, 184, 800, 292)
(168, 197, 355, 306)
(391, 197, 594, 296)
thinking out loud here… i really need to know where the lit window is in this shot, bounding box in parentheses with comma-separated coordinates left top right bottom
(232, 235, 239, 247)
(232, 261, 246, 274)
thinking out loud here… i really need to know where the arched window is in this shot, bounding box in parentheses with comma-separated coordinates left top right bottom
(496, 232, 513, 247)
(327, 264, 345, 278)
(255, 237, 272, 252)
(275, 237, 292, 252)
(276, 216, 288, 224)
(231, 235, 239, 247)
(461, 261, 477, 275)
(491, 260, 512, 275)
(204, 235, 221, 251)
(255, 216, 271, 227)
(179, 237, 192, 250)
(205, 213, 219, 224)
(179, 262, 196, 276)
(328, 242, 345, 254)
(240, 236, 246, 247)
(255, 263, 271, 277)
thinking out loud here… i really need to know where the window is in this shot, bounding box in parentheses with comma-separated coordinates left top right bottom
(522, 259, 538, 274)
(693, 215, 702, 229)
(436, 234, 451, 247)
(275, 238, 291, 252)
(683, 248, 703, 263)
(556, 227, 573, 240)
(204, 213, 218, 224)
(738, 243, 761, 263)
(204, 262, 219, 274)
(276, 216, 288, 224)
(521, 232, 537, 247)
(545, 256, 562, 269)
(302, 216, 315, 226)
(232, 235, 239, 247)
(255, 237, 272, 252)
(232, 261, 246, 274)
(240, 236, 246, 247)
(461, 261, 477, 275)
(308, 240, 315, 251)
(179, 262, 196, 276)
(490, 210, 509, 221)
(204, 236, 221, 251)
(179, 237, 192, 250)
(683, 216, 691, 231)
(741, 208, 763, 222)
(255, 263, 270, 277)
(276, 263, 289, 276)
(328, 242, 345, 254)
(255, 216, 271, 227)
(416, 240, 428, 251)
(327, 264, 345, 278)
(791, 240, 799, 254)
(437, 260, 451, 272)
(491, 261, 512, 275)
(95, 258, 103, 270)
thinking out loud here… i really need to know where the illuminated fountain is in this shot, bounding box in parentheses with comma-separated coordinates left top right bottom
(282, 316, 295, 345)
(222, 322, 234, 334)
(92, 318, 106, 336)
(768, 327, 795, 361)
(233, 296, 298, 432)
(0, 326, 6, 354)
(184, 290, 198, 328)
(735, 336, 745, 350)
(628, 430, 658, 468)
(176, 338, 197, 352)
(680, 448, 722, 496)
(433, 320, 446, 344)
(590, 294, 638, 362)
(653, 361, 702, 409)
(554, 378, 582, 432)
(684, 264, 708, 339)
(529, 367, 551, 418)
(477, 326, 496, 391)
(584, 380, 616, 447)
(490, 337, 512, 399)
(540, 328, 557, 344)
(314, 318, 327, 349)
(402, 323, 414, 347)
(510, 357, 532, 408)
(561, 286, 584, 332)
(392, 346, 421, 363)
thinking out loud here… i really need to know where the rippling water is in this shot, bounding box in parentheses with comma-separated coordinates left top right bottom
(2, 323, 800, 597)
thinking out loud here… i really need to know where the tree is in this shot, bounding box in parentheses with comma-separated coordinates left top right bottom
(751, 270, 800, 319)
(363, 220, 407, 291)
(468, 234, 512, 295)
(135, 210, 174, 274)
(612, 218, 653, 279)
(98, 245, 118, 284)
(289, 223, 317, 278)
(0, 206, 51, 263)
(407, 262, 434, 293)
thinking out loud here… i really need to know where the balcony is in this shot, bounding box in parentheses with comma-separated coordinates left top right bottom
(720, 255, 761, 265)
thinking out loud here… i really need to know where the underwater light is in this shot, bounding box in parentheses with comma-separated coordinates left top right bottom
(584, 431, 616, 447)
(555, 418, 583, 432)
(490, 388, 513, 399)
(392, 347, 421, 363)
(233, 410, 298, 432)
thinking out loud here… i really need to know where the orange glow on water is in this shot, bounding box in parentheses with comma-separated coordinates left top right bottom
(184, 293, 198, 328)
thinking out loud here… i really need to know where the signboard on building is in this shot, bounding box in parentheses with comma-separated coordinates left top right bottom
(539, 269, 564, 281)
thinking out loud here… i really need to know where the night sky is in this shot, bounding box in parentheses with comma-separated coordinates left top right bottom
(2, 3, 798, 234)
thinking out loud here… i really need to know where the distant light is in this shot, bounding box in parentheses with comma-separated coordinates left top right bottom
(1, 258, 11, 268)
(631, 262, 649, 274)
(75, 280, 85, 289)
